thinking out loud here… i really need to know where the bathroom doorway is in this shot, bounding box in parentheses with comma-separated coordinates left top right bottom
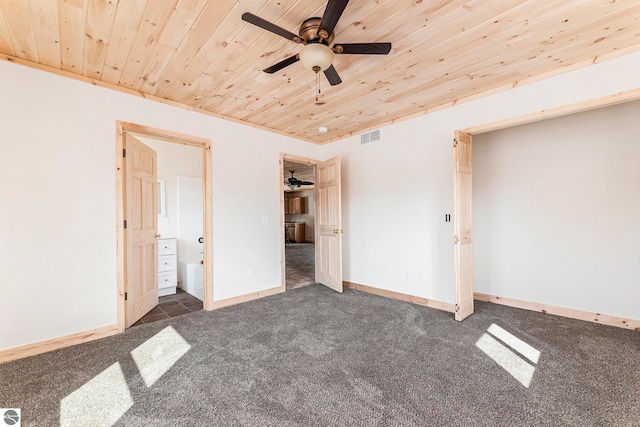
(115, 122, 212, 332)
(132, 138, 205, 326)
(282, 158, 316, 290)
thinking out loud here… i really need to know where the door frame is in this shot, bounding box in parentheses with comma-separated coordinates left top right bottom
(279, 153, 320, 291)
(453, 88, 640, 321)
(116, 121, 213, 332)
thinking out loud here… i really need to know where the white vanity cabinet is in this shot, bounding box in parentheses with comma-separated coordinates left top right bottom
(158, 238, 177, 296)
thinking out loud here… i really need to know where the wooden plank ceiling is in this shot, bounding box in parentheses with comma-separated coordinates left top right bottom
(1, 0, 639, 144)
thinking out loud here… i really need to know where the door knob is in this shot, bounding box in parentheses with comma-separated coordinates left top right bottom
(333, 229, 343, 234)
(155, 233, 161, 238)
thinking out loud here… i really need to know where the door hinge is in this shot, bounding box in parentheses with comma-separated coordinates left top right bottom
(122, 148, 126, 158)
(124, 220, 127, 229)
(455, 304, 460, 313)
(453, 138, 458, 148)
(124, 292, 128, 301)
(454, 235, 459, 244)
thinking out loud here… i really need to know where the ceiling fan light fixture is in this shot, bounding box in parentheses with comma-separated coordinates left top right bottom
(299, 43, 334, 72)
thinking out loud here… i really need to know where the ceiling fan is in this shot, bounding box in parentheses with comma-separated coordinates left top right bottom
(242, 0, 392, 86)
(286, 171, 314, 190)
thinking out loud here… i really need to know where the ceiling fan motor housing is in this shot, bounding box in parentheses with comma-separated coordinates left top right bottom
(299, 17, 334, 44)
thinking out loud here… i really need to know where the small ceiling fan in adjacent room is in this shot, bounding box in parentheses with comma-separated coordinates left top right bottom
(286, 171, 314, 190)
(242, 0, 392, 87)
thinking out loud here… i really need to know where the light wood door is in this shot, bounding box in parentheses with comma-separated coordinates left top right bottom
(125, 134, 159, 327)
(315, 156, 343, 292)
(454, 130, 474, 321)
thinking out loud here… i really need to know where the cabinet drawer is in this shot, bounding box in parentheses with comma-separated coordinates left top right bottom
(158, 271, 177, 289)
(158, 254, 176, 272)
(158, 239, 176, 255)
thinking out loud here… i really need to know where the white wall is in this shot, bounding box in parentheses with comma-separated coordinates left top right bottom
(473, 101, 640, 319)
(176, 175, 204, 265)
(322, 51, 640, 316)
(0, 60, 321, 351)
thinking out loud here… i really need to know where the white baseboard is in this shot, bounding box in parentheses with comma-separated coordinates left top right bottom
(0, 324, 119, 365)
(475, 292, 640, 331)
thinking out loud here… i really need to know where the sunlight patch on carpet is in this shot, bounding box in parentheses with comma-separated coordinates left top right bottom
(475, 323, 540, 388)
(131, 326, 191, 388)
(487, 323, 540, 364)
(60, 362, 133, 427)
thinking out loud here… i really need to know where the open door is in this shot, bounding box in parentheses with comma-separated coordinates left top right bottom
(125, 133, 159, 327)
(454, 130, 474, 320)
(315, 156, 343, 292)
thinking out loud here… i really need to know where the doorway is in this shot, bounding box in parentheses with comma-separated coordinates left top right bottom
(283, 159, 316, 290)
(280, 153, 344, 293)
(452, 90, 640, 325)
(132, 138, 204, 326)
(115, 122, 213, 332)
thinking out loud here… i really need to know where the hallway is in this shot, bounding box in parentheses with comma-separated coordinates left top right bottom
(285, 243, 315, 290)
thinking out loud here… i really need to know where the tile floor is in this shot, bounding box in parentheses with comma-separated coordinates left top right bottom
(132, 288, 203, 326)
(285, 242, 315, 290)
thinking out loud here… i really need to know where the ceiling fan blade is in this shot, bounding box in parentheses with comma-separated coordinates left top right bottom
(300, 181, 314, 185)
(334, 42, 392, 55)
(318, 0, 349, 39)
(264, 55, 300, 74)
(242, 12, 301, 43)
(324, 65, 342, 86)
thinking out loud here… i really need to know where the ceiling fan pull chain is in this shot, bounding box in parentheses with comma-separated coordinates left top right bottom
(315, 71, 320, 103)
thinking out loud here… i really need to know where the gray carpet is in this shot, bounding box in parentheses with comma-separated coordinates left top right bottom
(1, 285, 639, 426)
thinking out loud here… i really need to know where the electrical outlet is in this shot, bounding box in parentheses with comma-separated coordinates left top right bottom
(248, 268, 255, 279)
(261, 215, 269, 224)
(213, 216, 218, 225)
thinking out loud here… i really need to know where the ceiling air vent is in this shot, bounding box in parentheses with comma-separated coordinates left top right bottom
(360, 129, 381, 145)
